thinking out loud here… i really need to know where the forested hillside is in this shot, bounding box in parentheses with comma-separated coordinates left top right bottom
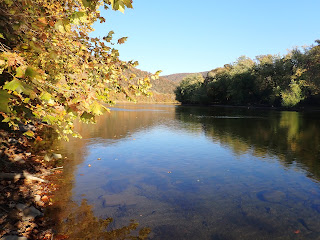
(175, 41, 320, 108)
(115, 68, 177, 102)
(125, 68, 177, 94)
(162, 71, 208, 83)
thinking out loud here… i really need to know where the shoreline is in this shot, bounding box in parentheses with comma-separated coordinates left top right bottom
(178, 103, 320, 112)
(0, 128, 62, 240)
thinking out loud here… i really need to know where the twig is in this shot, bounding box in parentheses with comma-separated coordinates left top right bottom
(50, 166, 63, 171)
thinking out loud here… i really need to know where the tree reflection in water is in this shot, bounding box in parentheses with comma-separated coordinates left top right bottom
(48, 198, 150, 239)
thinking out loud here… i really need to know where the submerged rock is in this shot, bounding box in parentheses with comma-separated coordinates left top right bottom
(15, 204, 27, 211)
(0, 235, 28, 240)
(52, 153, 62, 160)
(22, 206, 43, 221)
(256, 190, 286, 203)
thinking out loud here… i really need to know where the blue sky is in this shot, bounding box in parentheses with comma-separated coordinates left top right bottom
(92, 0, 320, 75)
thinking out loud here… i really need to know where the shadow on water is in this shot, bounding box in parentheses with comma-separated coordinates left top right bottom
(49, 104, 320, 239)
(175, 105, 320, 181)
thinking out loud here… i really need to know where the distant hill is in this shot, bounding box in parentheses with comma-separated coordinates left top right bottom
(117, 68, 178, 103)
(125, 68, 177, 94)
(162, 71, 209, 83)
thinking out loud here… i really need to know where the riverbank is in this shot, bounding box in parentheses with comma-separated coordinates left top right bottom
(0, 128, 63, 240)
(179, 102, 320, 112)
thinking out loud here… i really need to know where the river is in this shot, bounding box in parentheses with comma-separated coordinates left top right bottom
(49, 104, 320, 240)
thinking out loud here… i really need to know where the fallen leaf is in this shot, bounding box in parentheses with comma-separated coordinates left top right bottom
(35, 136, 43, 141)
(55, 234, 69, 240)
(41, 195, 49, 202)
(294, 230, 300, 234)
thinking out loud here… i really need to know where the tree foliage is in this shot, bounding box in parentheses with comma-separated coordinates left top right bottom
(175, 42, 320, 107)
(0, 0, 157, 140)
(174, 73, 206, 104)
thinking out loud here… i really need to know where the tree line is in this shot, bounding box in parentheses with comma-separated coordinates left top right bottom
(175, 41, 320, 108)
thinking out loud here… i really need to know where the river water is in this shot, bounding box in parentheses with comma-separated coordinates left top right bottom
(50, 104, 320, 240)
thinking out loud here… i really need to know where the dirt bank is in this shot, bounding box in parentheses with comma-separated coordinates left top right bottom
(0, 129, 62, 240)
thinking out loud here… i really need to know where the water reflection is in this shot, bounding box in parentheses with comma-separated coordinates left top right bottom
(175, 106, 320, 180)
(51, 104, 320, 239)
(48, 198, 150, 239)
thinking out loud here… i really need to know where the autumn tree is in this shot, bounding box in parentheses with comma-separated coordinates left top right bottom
(0, 0, 157, 140)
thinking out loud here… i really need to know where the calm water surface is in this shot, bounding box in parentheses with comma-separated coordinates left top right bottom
(51, 104, 320, 240)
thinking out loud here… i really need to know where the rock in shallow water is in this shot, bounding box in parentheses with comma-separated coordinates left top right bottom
(15, 203, 27, 211)
(257, 190, 286, 203)
(0, 235, 28, 240)
(21, 206, 43, 221)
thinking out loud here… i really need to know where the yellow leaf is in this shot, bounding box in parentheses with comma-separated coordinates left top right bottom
(23, 130, 35, 137)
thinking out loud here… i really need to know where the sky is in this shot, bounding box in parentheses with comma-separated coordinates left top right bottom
(92, 0, 320, 76)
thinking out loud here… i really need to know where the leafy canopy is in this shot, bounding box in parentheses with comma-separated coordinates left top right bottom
(0, 0, 158, 140)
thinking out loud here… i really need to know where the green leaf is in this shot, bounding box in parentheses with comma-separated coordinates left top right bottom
(40, 92, 52, 101)
(4, 0, 13, 7)
(3, 79, 24, 93)
(2, 117, 10, 123)
(43, 115, 57, 124)
(15, 66, 25, 78)
(89, 101, 108, 115)
(0, 105, 11, 114)
(109, 0, 132, 12)
(63, 19, 71, 32)
(112, 0, 133, 11)
(0, 90, 12, 113)
(0, 90, 12, 100)
(122, 0, 133, 8)
(23, 130, 35, 137)
(155, 70, 162, 75)
(81, 0, 97, 9)
(103, 31, 114, 43)
(3, 78, 34, 96)
(25, 67, 37, 78)
(82, 0, 90, 7)
(80, 111, 95, 122)
(0, 33, 5, 39)
(70, 12, 87, 25)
